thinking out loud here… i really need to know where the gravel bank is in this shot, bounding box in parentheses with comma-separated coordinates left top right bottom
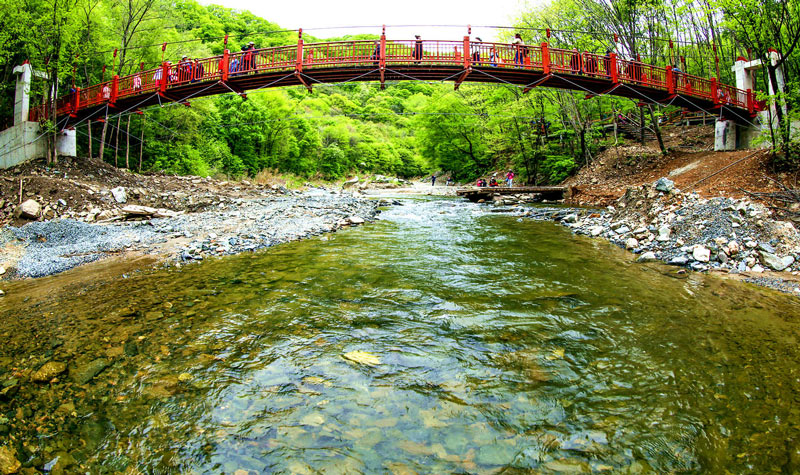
(2, 189, 380, 279)
(512, 179, 800, 296)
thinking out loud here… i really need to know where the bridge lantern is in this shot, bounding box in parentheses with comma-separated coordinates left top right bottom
(546, 28, 551, 39)
(224, 34, 228, 46)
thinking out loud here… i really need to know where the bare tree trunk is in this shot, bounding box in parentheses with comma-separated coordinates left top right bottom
(87, 120, 92, 158)
(139, 115, 145, 171)
(125, 115, 131, 168)
(99, 116, 109, 161)
(648, 105, 667, 155)
(114, 116, 121, 167)
(639, 106, 645, 145)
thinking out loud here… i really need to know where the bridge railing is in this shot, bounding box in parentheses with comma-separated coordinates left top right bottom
(30, 37, 756, 123)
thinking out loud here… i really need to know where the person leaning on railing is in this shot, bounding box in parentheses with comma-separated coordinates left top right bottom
(471, 37, 482, 64)
(413, 35, 423, 64)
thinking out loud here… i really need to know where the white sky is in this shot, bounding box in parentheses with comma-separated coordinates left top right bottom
(197, 0, 538, 42)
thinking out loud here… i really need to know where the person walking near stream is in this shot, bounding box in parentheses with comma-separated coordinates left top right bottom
(505, 170, 515, 187)
(431, 174, 437, 186)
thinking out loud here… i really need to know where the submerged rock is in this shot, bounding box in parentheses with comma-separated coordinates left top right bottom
(31, 361, 67, 383)
(0, 445, 21, 475)
(71, 358, 110, 384)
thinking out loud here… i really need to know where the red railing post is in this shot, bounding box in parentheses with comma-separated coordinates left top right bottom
(666, 66, 675, 94)
(541, 42, 550, 74)
(609, 52, 618, 83)
(747, 88, 754, 115)
(463, 36, 471, 69)
(222, 49, 230, 81)
(111, 75, 119, 104)
(296, 29, 304, 73)
(380, 32, 386, 70)
(160, 62, 169, 94)
(711, 77, 719, 104)
(73, 87, 81, 114)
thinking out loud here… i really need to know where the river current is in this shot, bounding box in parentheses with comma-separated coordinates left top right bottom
(1, 196, 799, 473)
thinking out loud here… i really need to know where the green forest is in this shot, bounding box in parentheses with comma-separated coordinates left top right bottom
(0, 0, 798, 182)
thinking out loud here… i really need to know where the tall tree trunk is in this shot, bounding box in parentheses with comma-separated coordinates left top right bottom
(99, 116, 109, 161)
(125, 115, 131, 168)
(139, 115, 145, 171)
(114, 116, 121, 167)
(648, 105, 667, 155)
(639, 106, 645, 145)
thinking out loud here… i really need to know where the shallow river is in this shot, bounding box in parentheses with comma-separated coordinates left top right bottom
(1, 196, 799, 474)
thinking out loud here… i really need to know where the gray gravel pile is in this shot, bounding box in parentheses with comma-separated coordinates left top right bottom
(8, 219, 158, 278)
(4, 190, 379, 278)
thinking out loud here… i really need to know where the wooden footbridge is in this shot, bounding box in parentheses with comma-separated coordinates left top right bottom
(457, 186, 568, 202)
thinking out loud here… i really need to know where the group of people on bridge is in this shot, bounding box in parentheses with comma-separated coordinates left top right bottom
(476, 171, 515, 187)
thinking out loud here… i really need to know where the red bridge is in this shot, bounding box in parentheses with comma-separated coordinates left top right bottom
(33, 31, 761, 125)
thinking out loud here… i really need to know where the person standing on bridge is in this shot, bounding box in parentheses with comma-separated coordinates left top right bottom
(505, 170, 515, 187)
(244, 41, 255, 71)
(512, 34, 524, 66)
(413, 35, 423, 64)
(471, 37, 482, 64)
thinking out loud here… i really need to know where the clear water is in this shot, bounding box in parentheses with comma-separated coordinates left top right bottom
(1, 197, 799, 473)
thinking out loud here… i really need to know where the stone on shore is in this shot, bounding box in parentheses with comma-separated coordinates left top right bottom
(625, 238, 639, 250)
(31, 361, 67, 383)
(348, 216, 365, 225)
(14, 200, 41, 220)
(342, 177, 359, 189)
(759, 251, 794, 271)
(111, 187, 127, 203)
(0, 446, 21, 475)
(654, 177, 674, 193)
(692, 245, 711, 263)
(637, 252, 657, 262)
(656, 226, 671, 241)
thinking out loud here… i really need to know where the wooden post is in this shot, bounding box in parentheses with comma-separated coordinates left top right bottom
(609, 53, 618, 83)
(87, 120, 92, 159)
(296, 29, 304, 73)
(541, 43, 550, 74)
(463, 36, 471, 69)
(99, 117, 108, 161)
(73, 87, 81, 114)
(111, 75, 119, 105)
(139, 114, 145, 171)
(711, 78, 719, 105)
(222, 49, 230, 82)
(125, 115, 131, 168)
(666, 66, 675, 95)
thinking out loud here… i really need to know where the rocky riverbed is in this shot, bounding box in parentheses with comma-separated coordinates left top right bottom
(0, 189, 381, 280)
(512, 178, 800, 296)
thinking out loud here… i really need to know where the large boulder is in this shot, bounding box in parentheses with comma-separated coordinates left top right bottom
(692, 245, 711, 263)
(110, 187, 127, 203)
(13, 199, 41, 220)
(31, 361, 67, 383)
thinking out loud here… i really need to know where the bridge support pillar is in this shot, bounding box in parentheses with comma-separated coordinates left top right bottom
(714, 119, 737, 151)
(1, 62, 76, 168)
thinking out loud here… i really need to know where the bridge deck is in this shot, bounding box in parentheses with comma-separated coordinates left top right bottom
(457, 186, 568, 202)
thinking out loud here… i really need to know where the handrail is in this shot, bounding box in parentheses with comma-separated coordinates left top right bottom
(32, 38, 755, 122)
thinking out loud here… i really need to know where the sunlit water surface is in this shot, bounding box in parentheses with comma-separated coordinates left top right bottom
(1, 197, 799, 473)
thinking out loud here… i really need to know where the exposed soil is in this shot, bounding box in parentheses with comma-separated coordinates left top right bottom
(564, 124, 791, 212)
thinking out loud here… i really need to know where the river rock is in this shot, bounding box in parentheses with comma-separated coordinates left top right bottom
(589, 226, 604, 237)
(654, 177, 674, 193)
(669, 256, 688, 265)
(637, 252, 657, 262)
(0, 445, 21, 475)
(758, 242, 776, 253)
(0, 267, 5, 276)
(760, 251, 794, 271)
(727, 241, 740, 255)
(14, 200, 41, 220)
(656, 225, 671, 241)
(348, 216, 365, 225)
(71, 358, 110, 384)
(625, 238, 639, 250)
(563, 213, 579, 223)
(342, 177, 359, 189)
(31, 361, 67, 383)
(110, 187, 127, 203)
(692, 246, 711, 263)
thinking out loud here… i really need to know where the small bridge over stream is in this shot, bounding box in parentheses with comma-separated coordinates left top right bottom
(457, 186, 568, 202)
